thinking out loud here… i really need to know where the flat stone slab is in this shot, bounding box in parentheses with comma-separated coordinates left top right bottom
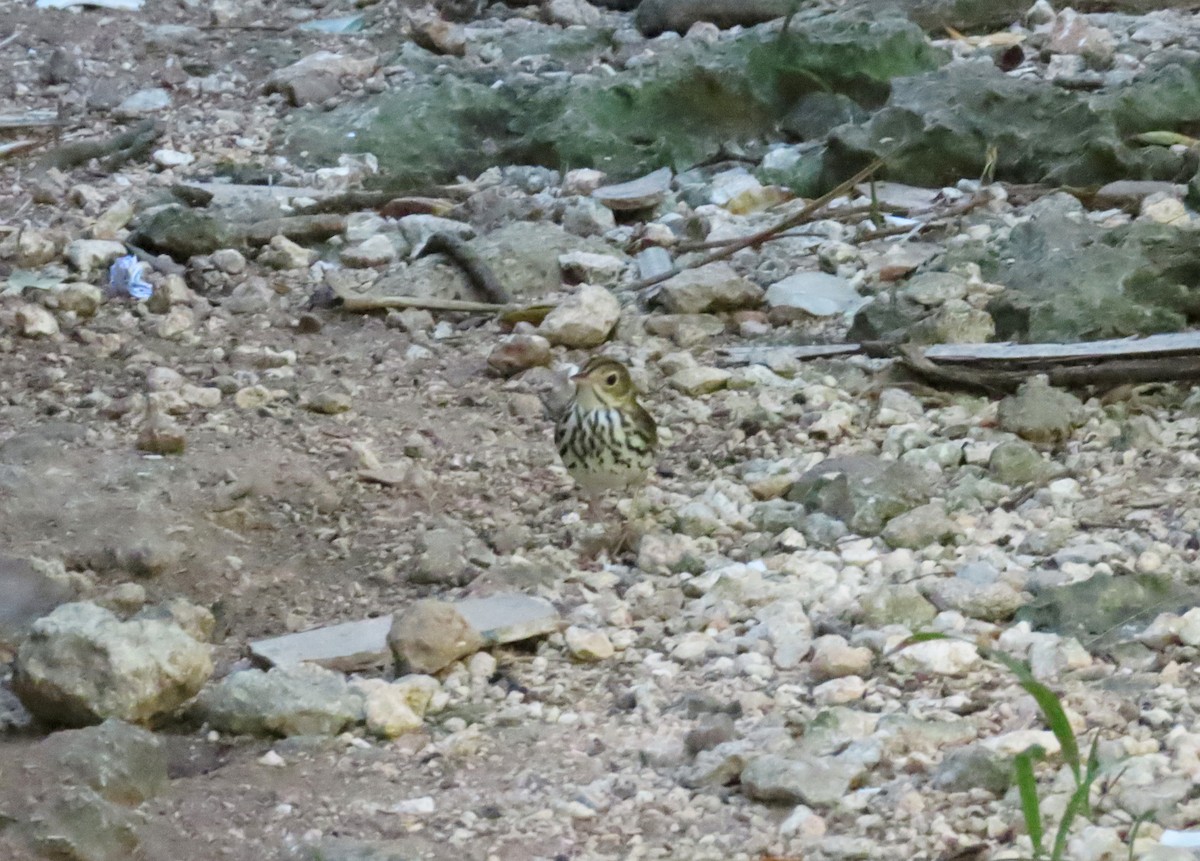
(455, 593, 560, 645)
(593, 167, 672, 211)
(250, 592, 559, 671)
(250, 617, 393, 672)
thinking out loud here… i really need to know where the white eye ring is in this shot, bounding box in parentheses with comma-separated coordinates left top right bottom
(605, 373, 619, 386)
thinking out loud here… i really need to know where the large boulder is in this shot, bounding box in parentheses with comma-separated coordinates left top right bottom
(13, 602, 213, 727)
(193, 664, 365, 737)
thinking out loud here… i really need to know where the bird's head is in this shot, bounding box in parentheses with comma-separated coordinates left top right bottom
(571, 356, 638, 409)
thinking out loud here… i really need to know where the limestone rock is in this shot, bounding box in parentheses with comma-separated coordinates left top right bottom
(539, 284, 620, 347)
(194, 663, 364, 737)
(14, 602, 213, 726)
(656, 263, 763, 314)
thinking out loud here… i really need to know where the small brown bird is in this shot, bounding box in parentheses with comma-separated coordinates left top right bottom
(555, 356, 658, 522)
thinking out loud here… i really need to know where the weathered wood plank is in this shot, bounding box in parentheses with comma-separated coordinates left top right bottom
(924, 332, 1200, 363)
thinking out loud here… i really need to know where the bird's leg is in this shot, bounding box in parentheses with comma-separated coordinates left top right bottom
(609, 488, 648, 558)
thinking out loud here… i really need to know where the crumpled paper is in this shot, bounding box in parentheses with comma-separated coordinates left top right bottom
(107, 254, 153, 301)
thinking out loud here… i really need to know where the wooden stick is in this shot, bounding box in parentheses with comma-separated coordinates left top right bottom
(630, 158, 886, 294)
(337, 294, 518, 314)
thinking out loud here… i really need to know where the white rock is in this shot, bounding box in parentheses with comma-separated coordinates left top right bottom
(670, 632, 715, 664)
(565, 626, 614, 662)
(562, 168, 606, 196)
(779, 804, 826, 839)
(15, 304, 60, 338)
(979, 729, 1060, 757)
(558, 251, 627, 287)
(754, 600, 813, 669)
(65, 239, 126, 273)
(258, 750, 287, 767)
(341, 234, 396, 268)
(810, 635, 873, 680)
(888, 639, 980, 676)
(1178, 608, 1200, 647)
(812, 676, 866, 705)
(539, 284, 620, 347)
(765, 271, 866, 318)
(153, 148, 195, 168)
(387, 796, 435, 815)
(1066, 825, 1125, 861)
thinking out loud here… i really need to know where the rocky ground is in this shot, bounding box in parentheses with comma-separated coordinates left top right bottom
(6, 0, 1200, 860)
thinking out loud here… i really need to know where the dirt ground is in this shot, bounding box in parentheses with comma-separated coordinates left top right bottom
(0, 2, 768, 857)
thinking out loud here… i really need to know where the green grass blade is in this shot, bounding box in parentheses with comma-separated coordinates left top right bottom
(1127, 812, 1152, 861)
(1050, 767, 1098, 860)
(1014, 746, 1047, 858)
(990, 652, 1081, 783)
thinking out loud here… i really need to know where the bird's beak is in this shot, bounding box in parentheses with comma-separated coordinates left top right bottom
(570, 371, 587, 383)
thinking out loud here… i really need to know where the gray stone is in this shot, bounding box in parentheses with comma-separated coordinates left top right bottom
(115, 87, 170, 116)
(264, 51, 378, 107)
(14, 602, 213, 727)
(656, 262, 764, 314)
(932, 744, 1012, 795)
(880, 503, 960, 549)
(998, 376, 1086, 444)
(130, 205, 232, 259)
(543, 0, 603, 26)
(925, 578, 1025, 622)
(469, 221, 613, 301)
(898, 271, 970, 306)
(800, 512, 849, 547)
(397, 214, 475, 256)
(250, 616, 393, 672)
(457, 593, 561, 646)
(17, 788, 142, 861)
(412, 524, 492, 585)
(210, 248, 246, 274)
(754, 600, 813, 669)
(42, 719, 167, 805)
(684, 713, 737, 755)
(765, 271, 866, 319)
(0, 555, 74, 651)
(224, 279, 275, 315)
(560, 196, 617, 237)
(988, 439, 1064, 484)
(304, 391, 353, 415)
(741, 753, 865, 807)
(789, 456, 935, 535)
(194, 664, 364, 737)
(749, 499, 805, 535)
(859, 584, 937, 628)
(286, 837, 424, 861)
(593, 167, 672, 211)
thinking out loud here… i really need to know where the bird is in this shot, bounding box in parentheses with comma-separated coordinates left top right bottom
(555, 356, 658, 534)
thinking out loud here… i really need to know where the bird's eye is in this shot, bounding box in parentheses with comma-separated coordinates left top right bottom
(605, 373, 619, 386)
